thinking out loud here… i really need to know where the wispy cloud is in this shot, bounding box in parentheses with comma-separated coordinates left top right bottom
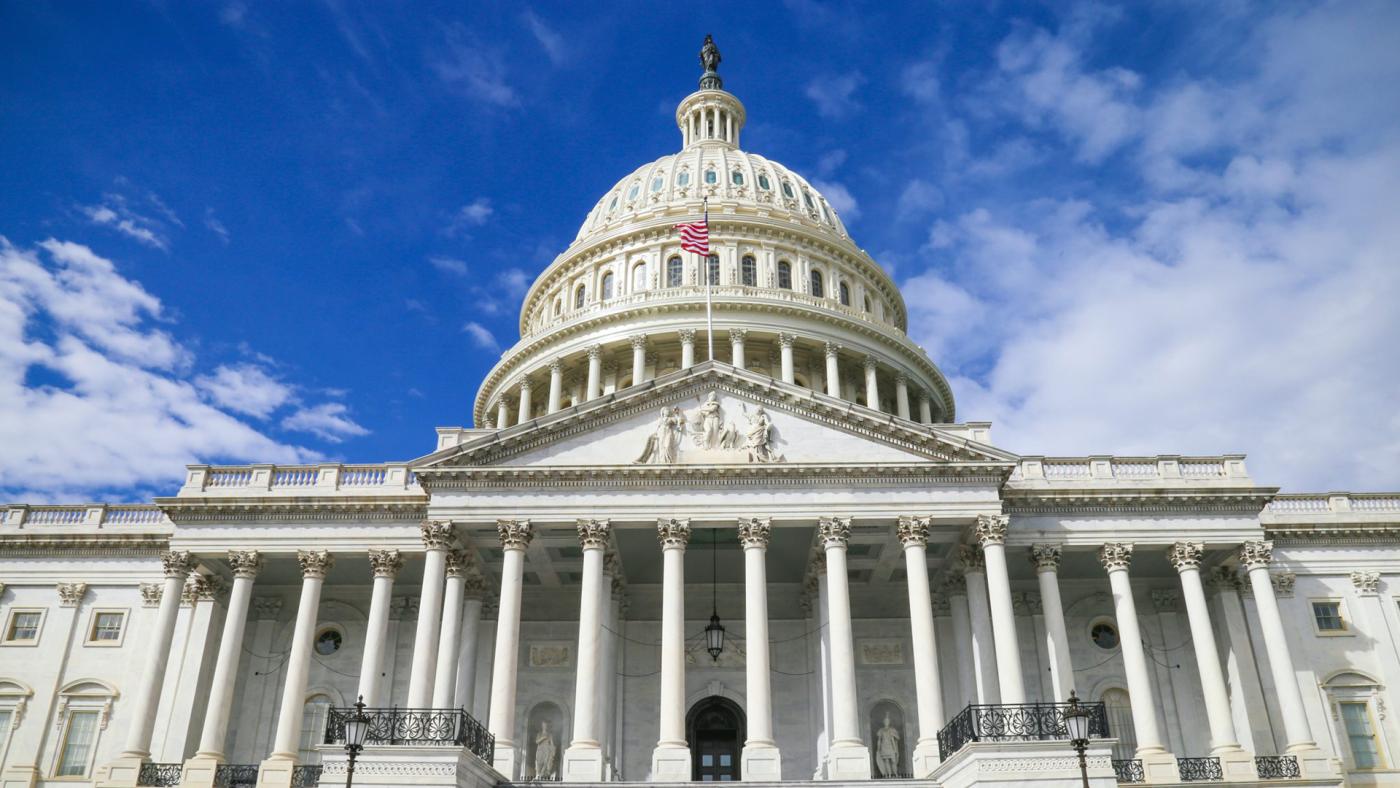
(281, 402, 368, 442)
(204, 207, 230, 243)
(429, 256, 469, 276)
(81, 193, 172, 251)
(196, 362, 294, 418)
(811, 180, 860, 222)
(523, 9, 566, 65)
(432, 25, 518, 107)
(462, 320, 499, 351)
(805, 71, 864, 119)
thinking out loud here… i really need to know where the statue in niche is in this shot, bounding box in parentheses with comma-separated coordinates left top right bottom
(875, 712, 902, 778)
(534, 720, 558, 780)
(634, 407, 685, 464)
(743, 404, 784, 463)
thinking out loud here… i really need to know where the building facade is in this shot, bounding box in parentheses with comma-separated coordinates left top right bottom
(2, 38, 1399, 788)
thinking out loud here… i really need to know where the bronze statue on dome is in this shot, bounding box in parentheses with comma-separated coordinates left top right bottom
(699, 34, 723, 90)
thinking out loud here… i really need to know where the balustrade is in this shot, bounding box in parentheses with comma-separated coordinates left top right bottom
(1112, 759, 1145, 783)
(323, 706, 494, 762)
(935, 701, 1109, 759)
(136, 763, 183, 787)
(290, 765, 322, 788)
(1176, 756, 1223, 781)
(212, 764, 259, 788)
(1254, 755, 1301, 779)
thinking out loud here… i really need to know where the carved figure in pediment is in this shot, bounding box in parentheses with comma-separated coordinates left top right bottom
(635, 407, 686, 464)
(743, 404, 784, 463)
(691, 392, 727, 449)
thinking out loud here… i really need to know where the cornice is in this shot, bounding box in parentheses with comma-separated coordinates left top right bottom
(154, 495, 429, 524)
(418, 462, 1009, 491)
(1264, 522, 1400, 544)
(1003, 489, 1275, 515)
(0, 533, 170, 557)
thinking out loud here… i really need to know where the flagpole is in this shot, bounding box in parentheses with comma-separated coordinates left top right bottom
(704, 198, 714, 361)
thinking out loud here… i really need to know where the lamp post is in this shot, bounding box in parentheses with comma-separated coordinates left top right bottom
(1063, 690, 1092, 788)
(343, 695, 372, 788)
(704, 529, 726, 661)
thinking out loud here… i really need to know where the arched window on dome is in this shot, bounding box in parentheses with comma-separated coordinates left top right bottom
(803, 190, 816, 211)
(651, 175, 664, 193)
(677, 170, 690, 187)
(741, 256, 757, 287)
(781, 180, 795, 199)
(809, 268, 825, 298)
(758, 173, 771, 191)
(601, 272, 615, 301)
(627, 182, 640, 201)
(838, 281, 851, 306)
(863, 295, 872, 313)
(704, 169, 718, 185)
(777, 261, 792, 290)
(574, 284, 587, 309)
(667, 256, 683, 287)
(632, 262, 648, 292)
(706, 255, 720, 286)
(731, 170, 744, 186)
(553, 298, 561, 316)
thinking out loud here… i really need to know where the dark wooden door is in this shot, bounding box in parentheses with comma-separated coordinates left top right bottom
(688, 697, 744, 781)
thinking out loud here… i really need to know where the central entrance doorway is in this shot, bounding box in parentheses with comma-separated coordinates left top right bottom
(686, 696, 745, 781)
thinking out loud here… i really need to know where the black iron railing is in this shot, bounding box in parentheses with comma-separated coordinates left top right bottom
(1112, 759, 1145, 783)
(213, 764, 259, 788)
(324, 706, 495, 763)
(873, 768, 914, 779)
(136, 763, 183, 787)
(1177, 756, 1223, 781)
(936, 701, 1110, 759)
(1255, 755, 1302, 779)
(290, 764, 322, 788)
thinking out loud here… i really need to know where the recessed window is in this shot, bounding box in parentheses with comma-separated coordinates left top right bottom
(809, 268, 824, 298)
(1091, 621, 1119, 650)
(87, 611, 125, 644)
(704, 169, 718, 185)
(821, 202, 833, 223)
(667, 256, 683, 287)
(781, 180, 794, 199)
(863, 296, 872, 313)
(55, 710, 99, 776)
(607, 194, 618, 211)
(632, 263, 647, 292)
(601, 272, 615, 301)
(552, 298, 561, 316)
(677, 170, 690, 187)
(1313, 601, 1347, 633)
(731, 170, 743, 185)
(627, 182, 640, 200)
(758, 173, 771, 190)
(803, 190, 816, 210)
(741, 256, 757, 287)
(651, 175, 663, 192)
(706, 255, 720, 285)
(1340, 701, 1383, 769)
(314, 628, 343, 656)
(777, 261, 792, 290)
(838, 281, 851, 306)
(5, 611, 41, 643)
(574, 284, 586, 309)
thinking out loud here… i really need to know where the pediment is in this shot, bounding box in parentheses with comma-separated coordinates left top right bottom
(416, 363, 1016, 474)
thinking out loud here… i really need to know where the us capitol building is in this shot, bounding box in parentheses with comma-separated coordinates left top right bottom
(2, 38, 1397, 788)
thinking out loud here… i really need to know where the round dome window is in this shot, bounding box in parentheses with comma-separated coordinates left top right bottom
(314, 627, 343, 655)
(1089, 619, 1119, 650)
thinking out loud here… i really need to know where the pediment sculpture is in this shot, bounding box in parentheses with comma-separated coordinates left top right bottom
(634, 391, 785, 465)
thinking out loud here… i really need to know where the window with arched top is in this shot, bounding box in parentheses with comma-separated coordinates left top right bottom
(601, 272, 615, 301)
(632, 263, 648, 292)
(52, 680, 116, 778)
(706, 255, 720, 285)
(574, 284, 586, 309)
(627, 182, 640, 201)
(298, 693, 334, 764)
(741, 256, 757, 287)
(863, 296, 872, 313)
(758, 173, 771, 191)
(677, 170, 690, 187)
(809, 268, 825, 298)
(781, 180, 795, 199)
(667, 256, 684, 287)
(731, 170, 744, 185)
(704, 169, 718, 185)
(777, 261, 792, 290)
(553, 298, 561, 316)
(839, 281, 851, 306)
(1101, 688, 1137, 761)
(1324, 671, 1391, 771)
(0, 680, 32, 771)
(651, 175, 664, 193)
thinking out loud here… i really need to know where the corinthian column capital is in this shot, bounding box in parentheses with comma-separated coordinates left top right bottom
(297, 550, 334, 578)
(737, 517, 771, 549)
(228, 549, 263, 579)
(959, 543, 985, 572)
(678, 328, 697, 344)
(1029, 544, 1061, 572)
(421, 520, 455, 551)
(817, 516, 852, 549)
(777, 332, 797, 349)
(368, 548, 404, 578)
(656, 518, 691, 549)
(445, 550, 471, 578)
(896, 515, 929, 547)
(162, 550, 197, 578)
(1238, 540, 1273, 570)
(1167, 541, 1204, 571)
(975, 514, 1009, 546)
(577, 518, 612, 550)
(1098, 543, 1134, 572)
(497, 518, 533, 550)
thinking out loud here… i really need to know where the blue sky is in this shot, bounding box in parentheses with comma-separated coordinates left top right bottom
(2, 1, 1398, 501)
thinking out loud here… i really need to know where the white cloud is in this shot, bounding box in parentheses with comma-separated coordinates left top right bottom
(457, 198, 493, 225)
(433, 26, 518, 107)
(462, 321, 499, 351)
(281, 402, 368, 443)
(896, 179, 944, 222)
(811, 180, 861, 222)
(195, 363, 294, 418)
(204, 208, 230, 243)
(804, 72, 865, 119)
(816, 149, 847, 177)
(429, 256, 469, 276)
(523, 9, 566, 64)
(0, 238, 330, 499)
(81, 198, 169, 250)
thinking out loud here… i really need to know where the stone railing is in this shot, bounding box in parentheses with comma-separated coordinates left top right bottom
(1011, 455, 1250, 485)
(3, 504, 168, 529)
(1263, 493, 1400, 519)
(179, 463, 421, 497)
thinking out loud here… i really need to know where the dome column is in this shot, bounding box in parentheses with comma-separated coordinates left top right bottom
(496, 398, 511, 429)
(824, 343, 841, 398)
(629, 334, 647, 386)
(863, 356, 880, 410)
(918, 394, 933, 424)
(585, 344, 603, 401)
(777, 333, 796, 383)
(729, 328, 748, 370)
(895, 374, 910, 420)
(679, 329, 697, 369)
(547, 359, 564, 414)
(517, 379, 533, 423)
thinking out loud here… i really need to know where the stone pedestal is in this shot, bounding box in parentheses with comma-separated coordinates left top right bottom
(317, 745, 503, 788)
(255, 757, 296, 788)
(491, 742, 518, 781)
(93, 756, 144, 788)
(912, 739, 942, 779)
(1290, 746, 1345, 781)
(1, 765, 40, 788)
(1138, 749, 1181, 783)
(932, 739, 1117, 788)
(1216, 748, 1257, 782)
(650, 744, 692, 782)
(825, 741, 872, 781)
(561, 745, 606, 782)
(740, 742, 782, 781)
(178, 756, 221, 788)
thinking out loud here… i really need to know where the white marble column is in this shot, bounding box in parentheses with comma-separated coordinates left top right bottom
(1168, 543, 1255, 778)
(629, 334, 647, 385)
(944, 573, 980, 708)
(489, 519, 532, 777)
(814, 560, 835, 778)
(679, 329, 696, 369)
(496, 398, 511, 429)
(738, 518, 781, 779)
(264, 551, 334, 769)
(189, 551, 261, 768)
(961, 546, 1000, 704)
(357, 550, 403, 707)
(432, 551, 469, 709)
(564, 519, 611, 780)
(918, 394, 933, 425)
(585, 344, 603, 400)
(652, 518, 692, 781)
(824, 342, 841, 398)
(863, 355, 880, 409)
(729, 328, 748, 370)
(1099, 543, 1178, 780)
(1240, 540, 1328, 771)
(547, 359, 564, 414)
(598, 562, 623, 776)
(1030, 545, 1074, 703)
(819, 516, 872, 780)
(976, 515, 1025, 703)
(407, 521, 454, 708)
(897, 517, 945, 776)
(778, 333, 796, 383)
(454, 575, 487, 712)
(518, 379, 533, 423)
(894, 374, 910, 420)
(120, 550, 197, 761)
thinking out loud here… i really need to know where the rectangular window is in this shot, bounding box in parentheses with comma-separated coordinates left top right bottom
(5, 611, 40, 642)
(89, 612, 124, 643)
(55, 710, 99, 776)
(0, 708, 12, 741)
(1340, 701, 1382, 769)
(1313, 601, 1346, 632)
(706, 255, 720, 286)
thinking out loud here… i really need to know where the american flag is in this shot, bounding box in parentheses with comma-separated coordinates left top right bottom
(675, 218, 709, 255)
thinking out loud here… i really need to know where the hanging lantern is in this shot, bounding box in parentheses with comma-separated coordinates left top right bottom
(705, 611, 726, 661)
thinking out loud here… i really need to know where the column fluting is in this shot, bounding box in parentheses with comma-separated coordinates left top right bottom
(121, 550, 197, 758)
(406, 520, 453, 708)
(1030, 545, 1074, 703)
(269, 550, 334, 759)
(897, 517, 946, 773)
(358, 549, 403, 707)
(1168, 542, 1244, 754)
(488, 519, 533, 777)
(976, 514, 1025, 703)
(651, 518, 692, 781)
(431, 550, 470, 709)
(1098, 543, 1167, 756)
(1240, 540, 1316, 751)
